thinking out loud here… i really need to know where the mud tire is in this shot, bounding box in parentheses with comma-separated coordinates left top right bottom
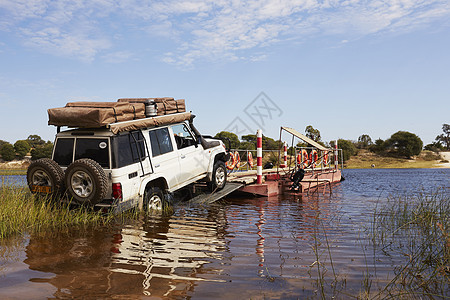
(65, 158, 108, 205)
(208, 161, 227, 191)
(144, 186, 171, 212)
(27, 158, 65, 200)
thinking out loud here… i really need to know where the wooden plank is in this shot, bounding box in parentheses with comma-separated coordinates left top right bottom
(188, 182, 244, 205)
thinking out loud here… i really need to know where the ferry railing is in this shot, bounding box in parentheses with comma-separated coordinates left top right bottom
(227, 148, 281, 172)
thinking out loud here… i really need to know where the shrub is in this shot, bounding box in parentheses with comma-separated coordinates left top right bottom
(385, 131, 423, 158)
(331, 139, 357, 162)
(14, 140, 31, 159)
(31, 142, 53, 160)
(0, 143, 16, 161)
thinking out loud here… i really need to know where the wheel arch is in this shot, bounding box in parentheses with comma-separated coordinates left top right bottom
(141, 177, 169, 195)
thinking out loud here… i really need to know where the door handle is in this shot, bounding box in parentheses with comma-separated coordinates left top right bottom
(155, 164, 160, 168)
(181, 155, 186, 159)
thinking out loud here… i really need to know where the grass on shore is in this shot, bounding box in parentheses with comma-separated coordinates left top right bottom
(0, 169, 27, 175)
(345, 150, 447, 169)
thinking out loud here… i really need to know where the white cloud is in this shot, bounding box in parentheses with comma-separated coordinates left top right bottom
(1, 0, 449, 65)
(102, 51, 135, 63)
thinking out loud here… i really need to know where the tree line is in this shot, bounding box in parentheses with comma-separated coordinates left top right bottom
(0, 135, 53, 162)
(214, 123, 450, 162)
(0, 124, 448, 162)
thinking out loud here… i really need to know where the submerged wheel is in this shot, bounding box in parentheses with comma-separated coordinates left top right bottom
(27, 158, 65, 200)
(144, 186, 171, 212)
(65, 158, 108, 205)
(209, 161, 227, 191)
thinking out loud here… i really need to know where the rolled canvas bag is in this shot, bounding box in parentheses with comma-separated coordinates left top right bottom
(48, 101, 145, 128)
(118, 98, 186, 116)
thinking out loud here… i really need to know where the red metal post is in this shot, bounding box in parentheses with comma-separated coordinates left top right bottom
(257, 129, 263, 184)
(334, 140, 338, 170)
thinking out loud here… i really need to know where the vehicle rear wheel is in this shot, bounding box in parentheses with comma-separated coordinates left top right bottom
(27, 158, 65, 200)
(209, 161, 227, 191)
(144, 186, 171, 212)
(65, 159, 108, 205)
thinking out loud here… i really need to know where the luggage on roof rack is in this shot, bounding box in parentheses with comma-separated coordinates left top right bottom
(117, 98, 186, 116)
(48, 101, 145, 128)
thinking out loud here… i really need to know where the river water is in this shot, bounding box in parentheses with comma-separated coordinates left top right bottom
(0, 169, 449, 299)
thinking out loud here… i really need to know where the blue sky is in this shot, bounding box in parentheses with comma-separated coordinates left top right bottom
(1, 0, 449, 146)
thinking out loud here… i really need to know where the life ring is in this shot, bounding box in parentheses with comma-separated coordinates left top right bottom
(248, 152, 254, 168)
(226, 152, 237, 170)
(323, 152, 329, 166)
(296, 149, 309, 169)
(302, 149, 309, 168)
(310, 150, 318, 167)
(234, 151, 241, 169)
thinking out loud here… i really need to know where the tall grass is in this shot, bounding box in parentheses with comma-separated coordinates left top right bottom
(370, 189, 450, 298)
(0, 184, 118, 239)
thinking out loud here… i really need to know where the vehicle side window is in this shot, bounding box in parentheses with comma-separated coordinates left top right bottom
(53, 138, 74, 167)
(75, 138, 110, 168)
(171, 123, 196, 149)
(149, 128, 173, 157)
(111, 131, 146, 168)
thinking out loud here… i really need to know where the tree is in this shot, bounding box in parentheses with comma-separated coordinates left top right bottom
(435, 123, 450, 150)
(0, 143, 16, 161)
(305, 125, 321, 142)
(240, 134, 282, 150)
(357, 134, 373, 149)
(369, 138, 386, 153)
(331, 139, 357, 162)
(214, 131, 240, 150)
(424, 142, 444, 152)
(26, 134, 45, 148)
(0, 139, 8, 149)
(14, 140, 31, 159)
(385, 131, 423, 158)
(31, 142, 53, 160)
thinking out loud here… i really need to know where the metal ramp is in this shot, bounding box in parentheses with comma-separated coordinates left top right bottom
(188, 182, 243, 205)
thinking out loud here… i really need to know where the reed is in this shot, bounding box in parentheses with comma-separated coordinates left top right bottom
(0, 184, 116, 239)
(369, 189, 449, 298)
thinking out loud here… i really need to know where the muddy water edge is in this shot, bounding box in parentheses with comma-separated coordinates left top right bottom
(0, 168, 449, 299)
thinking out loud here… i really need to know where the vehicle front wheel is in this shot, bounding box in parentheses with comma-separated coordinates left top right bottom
(209, 161, 227, 191)
(144, 186, 172, 212)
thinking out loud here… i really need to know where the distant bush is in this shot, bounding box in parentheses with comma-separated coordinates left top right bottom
(14, 140, 31, 159)
(331, 139, 357, 162)
(0, 143, 16, 161)
(385, 131, 423, 158)
(421, 151, 440, 161)
(369, 138, 386, 153)
(424, 142, 444, 152)
(31, 142, 53, 160)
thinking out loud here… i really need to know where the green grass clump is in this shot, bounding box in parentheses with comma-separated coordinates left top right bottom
(0, 169, 27, 175)
(370, 189, 450, 298)
(0, 184, 117, 239)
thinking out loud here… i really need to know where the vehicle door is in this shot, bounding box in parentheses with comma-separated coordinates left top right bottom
(111, 131, 150, 202)
(148, 127, 179, 189)
(170, 123, 207, 184)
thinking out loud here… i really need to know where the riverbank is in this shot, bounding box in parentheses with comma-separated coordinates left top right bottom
(1, 151, 450, 172)
(344, 150, 450, 169)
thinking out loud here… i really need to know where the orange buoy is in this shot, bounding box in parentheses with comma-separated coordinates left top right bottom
(248, 152, 254, 168)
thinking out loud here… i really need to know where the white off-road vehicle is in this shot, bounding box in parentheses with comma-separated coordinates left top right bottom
(27, 113, 229, 211)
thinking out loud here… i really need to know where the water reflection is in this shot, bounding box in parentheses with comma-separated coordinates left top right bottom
(1, 169, 448, 299)
(22, 206, 231, 298)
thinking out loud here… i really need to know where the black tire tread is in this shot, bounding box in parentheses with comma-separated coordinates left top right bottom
(27, 158, 65, 199)
(65, 158, 108, 205)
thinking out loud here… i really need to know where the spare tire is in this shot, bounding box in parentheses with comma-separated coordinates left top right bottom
(65, 158, 108, 205)
(27, 158, 65, 200)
